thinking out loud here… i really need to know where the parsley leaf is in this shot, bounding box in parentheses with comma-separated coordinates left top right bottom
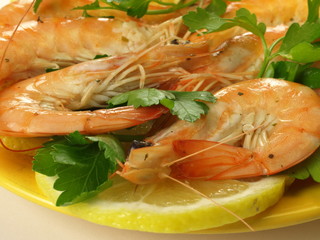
(205, 0, 226, 16)
(94, 54, 110, 60)
(285, 147, 320, 182)
(182, 7, 228, 33)
(265, 61, 309, 82)
(118, 0, 151, 18)
(162, 98, 209, 122)
(33, 131, 125, 206)
(307, 0, 320, 22)
(278, 22, 320, 57)
(283, 42, 320, 63)
(45, 68, 59, 73)
(33, 0, 43, 12)
(108, 88, 175, 108)
(107, 88, 216, 122)
(73, 0, 201, 18)
(300, 67, 320, 88)
(183, 7, 266, 37)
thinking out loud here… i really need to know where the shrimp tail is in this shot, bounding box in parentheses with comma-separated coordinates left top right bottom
(171, 139, 267, 180)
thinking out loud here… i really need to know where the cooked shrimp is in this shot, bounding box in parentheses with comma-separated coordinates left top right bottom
(0, 16, 183, 86)
(0, 42, 209, 137)
(189, 0, 308, 51)
(173, 26, 287, 92)
(120, 78, 320, 184)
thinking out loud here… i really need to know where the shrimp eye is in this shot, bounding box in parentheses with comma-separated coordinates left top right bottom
(131, 140, 153, 149)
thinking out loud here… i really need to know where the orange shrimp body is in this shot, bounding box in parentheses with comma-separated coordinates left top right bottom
(0, 16, 183, 85)
(121, 78, 320, 184)
(173, 27, 287, 92)
(0, 42, 209, 137)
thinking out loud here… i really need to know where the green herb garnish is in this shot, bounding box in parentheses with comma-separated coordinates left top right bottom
(73, 0, 201, 18)
(285, 148, 320, 182)
(94, 54, 110, 59)
(33, 131, 125, 206)
(33, 0, 43, 12)
(45, 68, 60, 73)
(107, 88, 216, 122)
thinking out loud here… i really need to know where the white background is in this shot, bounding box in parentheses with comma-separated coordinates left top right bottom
(1, 0, 320, 239)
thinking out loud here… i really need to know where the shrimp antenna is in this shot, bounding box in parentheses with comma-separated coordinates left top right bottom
(161, 173, 255, 231)
(0, 0, 36, 76)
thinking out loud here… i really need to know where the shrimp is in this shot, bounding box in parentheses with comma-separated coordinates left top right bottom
(0, 42, 209, 137)
(189, 0, 308, 51)
(0, 16, 183, 86)
(120, 78, 320, 184)
(173, 26, 287, 92)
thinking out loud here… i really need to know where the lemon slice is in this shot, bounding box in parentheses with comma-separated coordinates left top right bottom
(0, 136, 50, 155)
(36, 173, 290, 233)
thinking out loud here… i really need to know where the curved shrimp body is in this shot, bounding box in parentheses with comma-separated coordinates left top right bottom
(173, 27, 287, 92)
(121, 78, 320, 184)
(189, 0, 307, 51)
(0, 16, 182, 85)
(0, 42, 209, 137)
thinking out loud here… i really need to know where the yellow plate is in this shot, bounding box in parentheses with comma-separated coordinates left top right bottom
(1, 148, 320, 234)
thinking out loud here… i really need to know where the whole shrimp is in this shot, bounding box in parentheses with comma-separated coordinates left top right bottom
(120, 78, 320, 184)
(0, 16, 182, 86)
(0, 42, 209, 137)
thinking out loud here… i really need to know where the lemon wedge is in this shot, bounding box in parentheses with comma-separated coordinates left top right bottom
(36, 173, 290, 233)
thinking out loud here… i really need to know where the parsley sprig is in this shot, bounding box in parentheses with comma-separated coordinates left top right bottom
(77, 0, 201, 18)
(33, 132, 125, 206)
(34, 0, 201, 18)
(107, 88, 216, 122)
